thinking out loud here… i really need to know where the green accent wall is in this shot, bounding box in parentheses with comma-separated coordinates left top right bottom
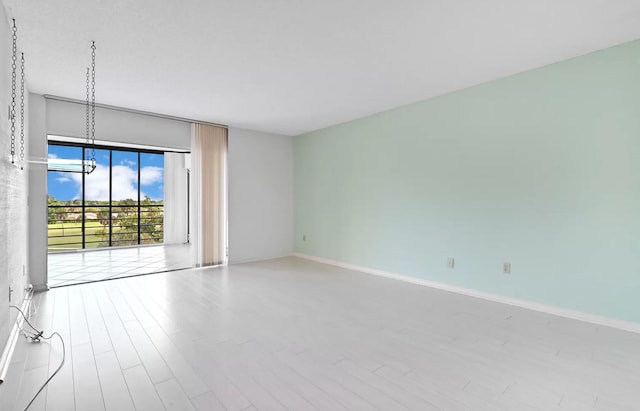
(294, 40, 640, 323)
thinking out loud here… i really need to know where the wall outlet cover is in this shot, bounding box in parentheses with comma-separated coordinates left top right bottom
(503, 262, 511, 274)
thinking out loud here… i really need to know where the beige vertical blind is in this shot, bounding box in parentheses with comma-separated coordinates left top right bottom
(191, 123, 228, 266)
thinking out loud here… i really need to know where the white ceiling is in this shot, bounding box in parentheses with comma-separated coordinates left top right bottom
(3, 0, 640, 136)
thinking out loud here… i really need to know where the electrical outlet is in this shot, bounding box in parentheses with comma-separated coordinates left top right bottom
(447, 258, 455, 269)
(503, 262, 511, 274)
(302, 234, 306, 242)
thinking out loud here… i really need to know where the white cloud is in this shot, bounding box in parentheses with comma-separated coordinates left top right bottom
(140, 166, 163, 186)
(48, 153, 58, 159)
(67, 164, 164, 201)
(71, 165, 136, 201)
(56, 176, 71, 183)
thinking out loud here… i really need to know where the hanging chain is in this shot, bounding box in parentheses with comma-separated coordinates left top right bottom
(85, 41, 96, 169)
(90, 41, 96, 162)
(86, 67, 90, 147)
(19, 52, 25, 169)
(10, 19, 17, 164)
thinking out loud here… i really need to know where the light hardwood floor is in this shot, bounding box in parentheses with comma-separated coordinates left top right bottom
(1, 257, 639, 411)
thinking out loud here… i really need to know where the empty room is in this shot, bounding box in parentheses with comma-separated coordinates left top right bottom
(1, 1, 640, 410)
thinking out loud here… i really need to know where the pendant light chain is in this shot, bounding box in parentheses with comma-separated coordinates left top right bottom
(10, 19, 17, 164)
(86, 67, 90, 147)
(85, 41, 96, 170)
(20, 52, 25, 169)
(90, 41, 96, 162)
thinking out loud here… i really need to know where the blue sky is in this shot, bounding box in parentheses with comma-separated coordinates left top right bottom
(48, 145, 164, 201)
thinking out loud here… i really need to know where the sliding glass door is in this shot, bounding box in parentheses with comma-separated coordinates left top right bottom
(48, 142, 165, 251)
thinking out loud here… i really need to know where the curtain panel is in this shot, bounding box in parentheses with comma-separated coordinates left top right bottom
(190, 123, 228, 266)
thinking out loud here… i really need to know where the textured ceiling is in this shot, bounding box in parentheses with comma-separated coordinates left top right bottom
(3, 0, 640, 135)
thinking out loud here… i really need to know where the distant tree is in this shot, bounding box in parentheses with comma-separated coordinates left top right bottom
(96, 197, 164, 247)
(97, 209, 111, 226)
(47, 195, 62, 224)
(140, 196, 164, 244)
(95, 198, 157, 245)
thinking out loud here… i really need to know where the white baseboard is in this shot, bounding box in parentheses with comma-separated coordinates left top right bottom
(229, 254, 294, 265)
(293, 253, 640, 335)
(0, 290, 34, 384)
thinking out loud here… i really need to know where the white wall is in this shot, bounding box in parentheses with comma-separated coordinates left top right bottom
(228, 128, 294, 263)
(28, 94, 47, 290)
(1, 9, 31, 352)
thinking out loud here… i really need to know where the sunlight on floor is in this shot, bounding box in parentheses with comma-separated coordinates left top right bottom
(47, 244, 193, 287)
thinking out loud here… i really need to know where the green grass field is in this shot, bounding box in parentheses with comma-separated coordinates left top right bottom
(48, 221, 106, 250)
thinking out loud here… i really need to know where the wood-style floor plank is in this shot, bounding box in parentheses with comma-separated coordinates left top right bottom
(94, 350, 136, 411)
(155, 378, 196, 411)
(2, 256, 640, 411)
(71, 342, 105, 411)
(144, 326, 210, 399)
(189, 391, 227, 411)
(92, 283, 141, 370)
(122, 364, 165, 411)
(122, 320, 173, 385)
(44, 331, 74, 411)
(81, 285, 114, 356)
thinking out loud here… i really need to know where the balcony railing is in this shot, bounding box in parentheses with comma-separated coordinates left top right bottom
(48, 204, 164, 251)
